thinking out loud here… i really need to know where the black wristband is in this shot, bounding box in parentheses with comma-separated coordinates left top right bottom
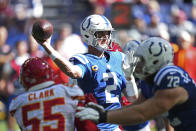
(99, 110, 107, 123)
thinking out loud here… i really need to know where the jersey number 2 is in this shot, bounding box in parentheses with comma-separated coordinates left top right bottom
(22, 98, 65, 131)
(103, 72, 119, 103)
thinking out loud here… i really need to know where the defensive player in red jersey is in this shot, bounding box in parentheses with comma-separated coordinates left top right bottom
(9, 57, 84, 131)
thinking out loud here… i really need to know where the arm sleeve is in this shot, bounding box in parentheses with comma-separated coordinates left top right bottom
(69, 54, 88, 78)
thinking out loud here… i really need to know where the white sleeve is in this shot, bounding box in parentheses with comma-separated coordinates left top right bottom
(123, 75, 138, 97)
(9, 96, 20, 116)
(64, 85, 84, 97)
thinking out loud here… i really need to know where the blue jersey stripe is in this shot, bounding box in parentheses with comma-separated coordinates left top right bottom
(154, 65, 177, 85)
(77, 54, 89, 63)
(72, 54, 89, 64)
(154, 65, 173, 82)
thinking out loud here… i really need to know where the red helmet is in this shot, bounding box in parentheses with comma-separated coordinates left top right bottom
(20, 57, 54, 91)
(108, 42, 123, 52)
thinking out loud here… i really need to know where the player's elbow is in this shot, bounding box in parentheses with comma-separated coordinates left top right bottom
(68, 71, 81, 78)
(134, 109, 151, 124)
(136, 114, 149, 123)
(65, 66, 82, 79)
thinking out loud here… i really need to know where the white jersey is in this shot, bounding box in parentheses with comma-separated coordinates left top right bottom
(9, 84, 84, 131)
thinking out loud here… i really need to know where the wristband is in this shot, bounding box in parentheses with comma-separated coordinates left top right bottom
(49, 54, 56, 60)
(99, 110, 107, 123)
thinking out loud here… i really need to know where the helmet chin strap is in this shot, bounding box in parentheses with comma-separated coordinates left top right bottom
(107, 41, 114, 51)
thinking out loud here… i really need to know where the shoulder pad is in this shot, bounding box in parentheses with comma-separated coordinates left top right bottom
(69, 54, 89, 64)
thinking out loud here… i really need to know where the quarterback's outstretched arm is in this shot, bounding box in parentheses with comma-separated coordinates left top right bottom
(40, 38, 83, 78)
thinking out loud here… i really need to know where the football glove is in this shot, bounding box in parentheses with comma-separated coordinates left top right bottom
(75, 102, 107, 124)
(123, 50, 136, 78)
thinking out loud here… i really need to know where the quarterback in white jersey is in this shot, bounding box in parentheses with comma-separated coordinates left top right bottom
(9, 57, 84, 131)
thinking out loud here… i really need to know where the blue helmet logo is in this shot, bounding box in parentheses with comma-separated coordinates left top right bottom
(149, 42, 163, 56)
(81, 18, 91, 31)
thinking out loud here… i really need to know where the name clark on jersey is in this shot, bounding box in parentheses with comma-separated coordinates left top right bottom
(28, 89, 54, 101)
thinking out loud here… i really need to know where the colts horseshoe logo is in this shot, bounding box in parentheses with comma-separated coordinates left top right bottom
(149, 42, 163, 56)
(81, 18, 91, 31)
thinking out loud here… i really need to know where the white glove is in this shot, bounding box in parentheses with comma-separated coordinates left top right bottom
(75, 102, 107, 123)
(123, 50, 136, 78)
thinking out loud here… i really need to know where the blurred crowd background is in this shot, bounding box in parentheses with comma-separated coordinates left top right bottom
(1, 0, 196, 130)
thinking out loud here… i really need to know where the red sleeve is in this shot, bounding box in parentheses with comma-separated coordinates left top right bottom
(75, 93, 99, 131)
(43, 56, 69, 84)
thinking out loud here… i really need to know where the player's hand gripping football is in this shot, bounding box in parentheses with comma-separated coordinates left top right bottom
(31, 19, 53, 45)
(75, 102, 107, 124)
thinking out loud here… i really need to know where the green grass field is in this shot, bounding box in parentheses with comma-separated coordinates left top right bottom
(0, 119, 158, 131)
(0, 121, 8, 131)
(0, 120, 20, 131)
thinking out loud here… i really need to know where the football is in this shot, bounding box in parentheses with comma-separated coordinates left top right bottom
(32, 19, 53, 43)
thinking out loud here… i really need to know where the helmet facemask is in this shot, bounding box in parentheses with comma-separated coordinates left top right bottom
(93, 31, 113, 51)
(134, 56, 147, 80)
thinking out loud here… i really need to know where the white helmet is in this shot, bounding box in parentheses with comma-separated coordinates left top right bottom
(134, 37, 174, 80)
(122, 40, 141, 78)
(80, 14, 114, 51)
